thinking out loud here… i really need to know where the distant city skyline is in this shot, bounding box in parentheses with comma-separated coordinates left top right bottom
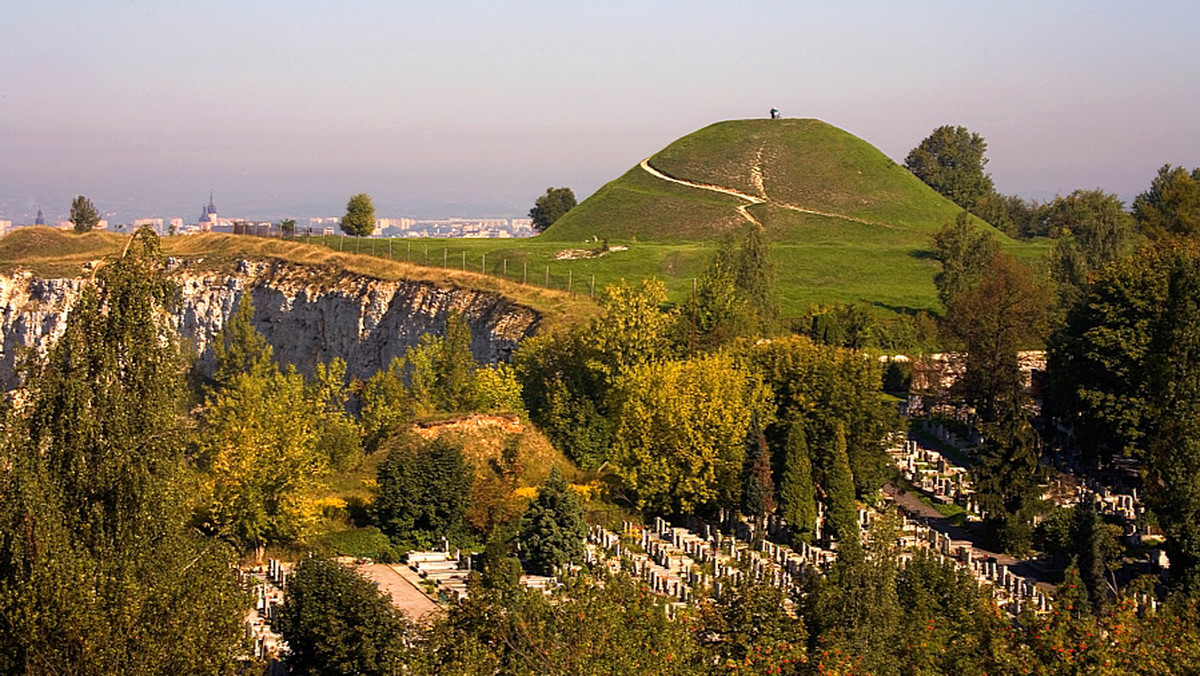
(3, 1, 1198, 225)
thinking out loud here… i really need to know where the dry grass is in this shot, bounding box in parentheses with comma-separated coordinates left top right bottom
(0, 228, 596, 329)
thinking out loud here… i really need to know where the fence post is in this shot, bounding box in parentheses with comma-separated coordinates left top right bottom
(523, 262, 527, 285)
(461, 251, 466, 271)
(503, 259, 507, 278)
(568, 269, 573, 294)
(591, 275, 595, 298)
(388, 239, 392, 258)
(545, 266, 549, 287)
(443, 249, 447, 267)
(481, 252, 486, 274)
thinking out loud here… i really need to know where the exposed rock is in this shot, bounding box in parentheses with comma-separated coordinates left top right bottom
(0, 260, 541, 389)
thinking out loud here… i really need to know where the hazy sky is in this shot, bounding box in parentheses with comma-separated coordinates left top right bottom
(2, 0, 1198, 223)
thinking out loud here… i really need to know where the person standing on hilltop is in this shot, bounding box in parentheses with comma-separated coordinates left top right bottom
(770, 108, 780, 119)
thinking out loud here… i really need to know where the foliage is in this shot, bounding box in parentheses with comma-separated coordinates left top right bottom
(374, 436, 472, 547)
(0, 228, 246, 674)
(740, 418, 776, 521)
(518, 467, 587, 576)
(198, 364, 335, 547)
(943, 253, 1048, 423)
(529, 186, 577, 233)
(280, 218, 297, 237)
(419, 573, 697, 675)
(777, 418, 818, 541)
(211, 293, 275, 388)
(931, 210, 1000, 307)
(1133, 164, 1200, 239)
(1046, 189, 1136, 309)
(277, 556, 411, 676)
(69, 194, 100, 233)
(904, 125, 996, 211)
(972, 410, 1044, 556)
(695, 582, 808, 673)
(738, 336, 900, 499)
(406, 311, 481, 415)
(608, 353, 771, 513)
(474, 362, 524, 413)
(359, 357, 414, 454)
(341, 192, 376, 237)
(1045, 244, 1176, 464)
(824, 423, 859, 544)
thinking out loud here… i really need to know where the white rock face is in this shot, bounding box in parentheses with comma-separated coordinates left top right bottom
(0, 260, 541, 389)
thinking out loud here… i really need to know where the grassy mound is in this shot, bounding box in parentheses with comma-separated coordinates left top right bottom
(542, 118, 1004, 243)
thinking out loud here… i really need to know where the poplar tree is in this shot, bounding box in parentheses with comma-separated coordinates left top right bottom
(824, 423, 859, 545)
(778, 419, 818, 542)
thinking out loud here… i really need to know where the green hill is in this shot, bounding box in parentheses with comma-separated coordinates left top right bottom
(542, 118, 1003, 243)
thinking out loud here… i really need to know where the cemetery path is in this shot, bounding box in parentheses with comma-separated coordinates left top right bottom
(354, 563, 441, 622)
(884, 483, 1056, 591)
(638, 158, 900, 229)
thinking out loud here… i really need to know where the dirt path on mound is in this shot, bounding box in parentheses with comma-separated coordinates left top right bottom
(639, 158, 898, 230)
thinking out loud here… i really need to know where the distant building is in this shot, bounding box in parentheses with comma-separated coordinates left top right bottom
(133, 218, 163, 232)
(35, 207, 45, 226)
(169, 218, 184, 233)
(0, 220, 10, 236)
(198, 192, 219, 230)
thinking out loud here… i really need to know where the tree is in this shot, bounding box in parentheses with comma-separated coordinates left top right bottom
(359, 357, 415, 453)
(528, 187, 577, 233)
(931, 211, 1000, 307)
(280, 218, 297, 237)
(518, 467, 587, 576)
(972, 410, 1043, 556)
(0, 228, 246, 673)
(277, 557, 411, 676)
(68, 194, 100, 233)
(777, 418, 818, 542)
(405, 311, 481, 415)
(734, 224, 780, 335)
(608, 354, 772, 513)
(824, 424, 859, 544)
(943, 254, 1048, 423)
(1047, 189, 1135, 309)
(211, 293, 275, 388)
(905, 125, 996, 210)
(740, 417, 775, 523)
(375, 436, 472, 547)
(342, 192, 376, 237)
(1133, 164, 1200, 239)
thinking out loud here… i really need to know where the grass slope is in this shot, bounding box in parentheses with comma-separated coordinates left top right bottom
(543, 118, 1006, 243)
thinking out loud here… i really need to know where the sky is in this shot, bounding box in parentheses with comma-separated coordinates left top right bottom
(1, 0, 1198, 224)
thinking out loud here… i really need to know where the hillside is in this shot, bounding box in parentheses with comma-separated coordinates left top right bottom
(541, 118, 1003, 243)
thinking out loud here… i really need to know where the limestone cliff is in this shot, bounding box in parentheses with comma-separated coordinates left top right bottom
(0, 260, 540, 389)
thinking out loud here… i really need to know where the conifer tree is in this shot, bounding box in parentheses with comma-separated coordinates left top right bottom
(740, 418, 775, 521)
(825, 423, 859, 545)
(778, 419, 818, 542)
(518, 467, 587, 576)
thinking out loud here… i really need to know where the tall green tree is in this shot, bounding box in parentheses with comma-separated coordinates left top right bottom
(972, 409, 1044, 556)
(905, 125, 996, 210)
(211, 293, 275, 388)
(734, 224, 780, 335)
(0, 228, 246, 674)
(931, 211, 1001, 307)
(777, 418, 818, 542)
(341, 192, 376, 237)
(740, 417, 775, 523)
(943, 254, 1048, 423)
(375, 436, 472, 547)
(823, 423, 859, 545)
(518, 467, 587, 576)
(1133, 164, 1200, 239)
(278, 556, 411, 676)
(1047, 189, 1136, 310)
(405, 311, 481, 415)
(528, 187, 577, 233)
(360, 357, 415, 453)
(69, 194, 100, 232)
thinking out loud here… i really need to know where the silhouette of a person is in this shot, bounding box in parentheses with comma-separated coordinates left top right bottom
(770, 108, 779, 119)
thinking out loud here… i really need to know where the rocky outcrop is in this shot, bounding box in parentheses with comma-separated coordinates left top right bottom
(0, 260, 541, 389)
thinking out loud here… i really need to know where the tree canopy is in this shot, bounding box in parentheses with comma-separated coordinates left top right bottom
(1133, 164, 1200, 239)
(341, 192, 376, 237)
(69, 194, 100, 233)
(904, 125, 996, 211)
(528, 187, 577, 232)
